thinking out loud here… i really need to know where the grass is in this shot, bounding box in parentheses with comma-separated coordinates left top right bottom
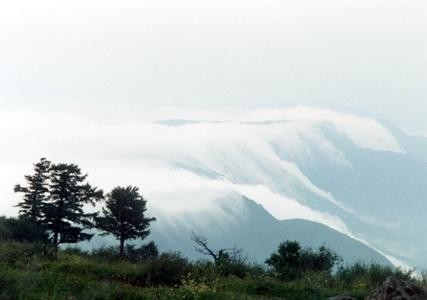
(0, 242, 418, 300)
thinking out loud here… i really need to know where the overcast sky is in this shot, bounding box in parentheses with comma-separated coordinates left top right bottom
(0, 0, 426, 131)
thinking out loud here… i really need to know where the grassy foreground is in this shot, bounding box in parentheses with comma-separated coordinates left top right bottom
(0, 242, 419, 300)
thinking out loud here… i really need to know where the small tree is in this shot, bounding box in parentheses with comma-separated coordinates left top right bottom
(266, 240, 340, 280)
(126, 242, 159, 262)
(43, 163, 103, 255)
(191, 231, 246, 265)
(96, 186, 156, 256)
(191, 231, 248, 277)
(14, 158, 51, 223)
(0, 216, 48, 243)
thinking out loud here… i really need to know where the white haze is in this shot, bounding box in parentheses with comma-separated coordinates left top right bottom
(1, 0, 427, 131)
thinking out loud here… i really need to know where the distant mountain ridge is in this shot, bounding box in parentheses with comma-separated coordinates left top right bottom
(150, 196, 392, 266)
(87, 195, 391, 265)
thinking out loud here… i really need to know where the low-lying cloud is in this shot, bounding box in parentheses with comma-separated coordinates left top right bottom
(0, 107, 403, 232)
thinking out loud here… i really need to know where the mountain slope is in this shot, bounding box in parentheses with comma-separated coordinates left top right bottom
(143, 108, 427, 268)
(149, 196, 391, 265)
(5, 107, 426, 268)
(87, 195, 391, 266)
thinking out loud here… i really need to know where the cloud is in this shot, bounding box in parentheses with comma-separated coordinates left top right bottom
(1, 107, 401, 217)
(1, 106, 411, 265)
(233, 183, 349, 233)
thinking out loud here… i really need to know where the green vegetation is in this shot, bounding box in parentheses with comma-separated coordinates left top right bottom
(0, 158, 419, 299)
(266, 240, 340, 280)
(0, 241, 416, 300)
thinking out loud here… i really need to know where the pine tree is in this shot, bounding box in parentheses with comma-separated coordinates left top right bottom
(96, 186, 156, 256)
(44, 163, 103, 255)
(14, 158, 51, 223)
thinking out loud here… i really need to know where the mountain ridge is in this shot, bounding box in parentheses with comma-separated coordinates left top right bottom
(86, 195, 391, 266)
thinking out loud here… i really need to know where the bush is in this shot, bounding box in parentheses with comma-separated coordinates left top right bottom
(216, 257, 266, 279)
(0, 216, 47, 243)
(0, 241, 45, 266)
(336, 263, 413, 288)
(146, 252, 191, 286)
(91, 245, 121, 261)
(266, 241, 340, 280)
(126, 242, 159, 262)
(90, 242, 159, 263)
(62, 247, 89, 256)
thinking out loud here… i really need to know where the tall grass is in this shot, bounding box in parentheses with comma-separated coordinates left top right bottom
(0, 242, 420, 300)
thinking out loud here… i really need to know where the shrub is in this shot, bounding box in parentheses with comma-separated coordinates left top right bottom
(91, 242, 159, 263)
(146, 252, 191, 286)
(62, 247, 89, 256)
(266, 241, 340, 280)
(126, 242, 159, 262)
(91, 246, 121, 261)
(336, 263, 413, 288)
(0, 241, 45, 266)
(0, 216, 47, 243)
(216, 255, 248, 278)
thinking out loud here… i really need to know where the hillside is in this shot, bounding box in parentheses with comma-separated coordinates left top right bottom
(4, 107, 427, 268)
(87, 195, 391, 266)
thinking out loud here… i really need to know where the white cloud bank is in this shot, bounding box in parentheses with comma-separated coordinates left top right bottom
(0, 107, 402, 219)
(0, 109, 403, 228)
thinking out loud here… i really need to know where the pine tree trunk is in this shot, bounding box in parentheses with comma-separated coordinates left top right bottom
(119, 238, 125, 257)
(53, 232, 59, 257)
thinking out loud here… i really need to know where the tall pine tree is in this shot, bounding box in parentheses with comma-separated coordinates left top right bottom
(96, 186, 156, 256)
(14, 158, 51, 223)
(44, 163, 103, 255)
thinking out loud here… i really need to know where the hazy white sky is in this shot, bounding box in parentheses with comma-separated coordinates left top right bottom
(0, 0, 426, 131)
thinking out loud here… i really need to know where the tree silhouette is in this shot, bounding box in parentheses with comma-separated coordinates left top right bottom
(0, 216, 48, 243)
(191, 231, 246, 265)
(266, 240, 340, 279)
(96, 186, 156, 256)
(43, 163, 103, 255)
(14, 158, 51, 223)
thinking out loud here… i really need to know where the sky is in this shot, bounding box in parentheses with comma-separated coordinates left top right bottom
(0, 0, 426, 131)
